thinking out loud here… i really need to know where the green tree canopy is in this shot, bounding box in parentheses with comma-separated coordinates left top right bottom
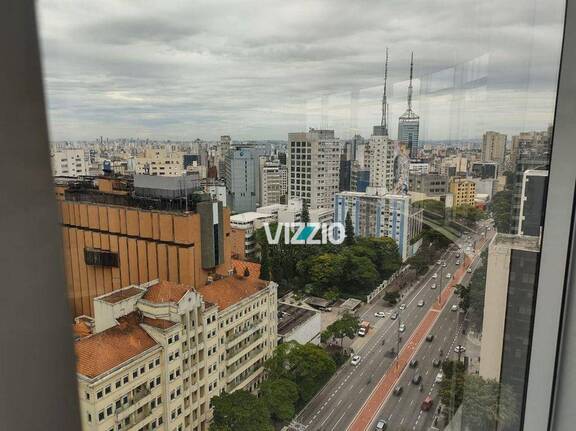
(344, 210, 355, 246)
(491, 190, 513, 233)
(260, 378, 300, 423)
(321, 312, 360, 346)
(210, 390, 273, 431)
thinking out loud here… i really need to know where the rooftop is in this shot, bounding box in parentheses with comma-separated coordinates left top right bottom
(492, 233, 541, 251)
(98, 287, 144, 304)
(142, 280, 190, 304)
(75, 312, 158, 379)
(277, 303, 318, 336)
(230, 212, 274, 224)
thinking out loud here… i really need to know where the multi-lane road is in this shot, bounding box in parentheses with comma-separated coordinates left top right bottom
(289, 227, 491, 431)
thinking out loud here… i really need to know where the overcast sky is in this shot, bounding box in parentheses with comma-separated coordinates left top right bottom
(37, 0, 565, 142)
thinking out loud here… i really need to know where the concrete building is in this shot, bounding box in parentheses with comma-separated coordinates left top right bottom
(51, 148, 89, 177)
(479, 235, 540, 431)
(229, 212, 275, 259)
(256, 199, 333, 225)
(57, 176, 231, 317)
(518, 170, 549, 237)
(449, 178, 476, 207)
(482, 131, 507, 168)
(367, 135, 395, 193)
(201, 178, 227, 207)
(76, 267, 277, 431)
(351, 162, 370, 192)
(277, 302, 322, 345)
(408, 173, 448, 197)
(334, 189, 422, 261)
(441, 155, 468, 176)
(217, 135, 232, 178)
(224, 147, 257, 213)
(409, 161, 430, 175)
(135, 149, 185, 176)
(259, 158, 285, 206)
(288, 129, 341, 210)
(471, 161, 499, 179)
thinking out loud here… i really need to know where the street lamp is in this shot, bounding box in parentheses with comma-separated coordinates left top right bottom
(437, 263, 444, 305)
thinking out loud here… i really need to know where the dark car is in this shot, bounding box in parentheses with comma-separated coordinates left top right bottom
(426, 334, 434, 342)
(412, 374, 422, 385)
(432, 358, 441, 368)
(390, 312, 398, 320)
(409, 359, 418, 368)
(393, 385, 403, 396)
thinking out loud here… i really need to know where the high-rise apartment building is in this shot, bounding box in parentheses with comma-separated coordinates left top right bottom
(224, 147, 257, 213)
(367, 135, 395, 193)
(217, 135, 232, 178)
(481, 131, 507, 168)
(51, 148, 89, 177)
(479, 234, 540, 431)
(471, 161, 499, 179)
(398, 53, 420, 158)
(518, 170, 549, 237)
(76, 267, 277, 431)
(334, 189, 422, 261)
(287, 129, 341, 210)
(449, 177, 476, 207)
(135, 149, 185, 176)
(408, 173, 448, 197)
(259, 158, 284, 206)
(57, 176, 231, 317)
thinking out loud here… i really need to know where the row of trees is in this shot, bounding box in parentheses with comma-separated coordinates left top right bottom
(210, 342, 337, 430)
(454, 248, 488, 331)
(439, 360, 517, 430)
(257, 224, 402, 299)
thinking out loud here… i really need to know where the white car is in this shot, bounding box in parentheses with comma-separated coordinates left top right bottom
(374, 311, 386, 318)
(467, 268, 472, 273)
(351, 355, 361, 366)
(446, 273, 452, 279)
(399, 324, 406, 332)
(435, 372, 444, 383)
(431, 283, 437, 290)
(451, 304, 459, 312)
(442, 262, 447, 268)
(456, 260, 460, 265)
(399, 303, 407, 310)
(432, 273, 438, 279)
(454, 346, 466, 354)
(436, 260, 442, 265)
(417, 300, 425, 307)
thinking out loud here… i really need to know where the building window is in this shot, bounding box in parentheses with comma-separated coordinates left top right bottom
(84, 248, 119, 267)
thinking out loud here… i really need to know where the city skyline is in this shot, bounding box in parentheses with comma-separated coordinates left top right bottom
(38, 0, 563, 142)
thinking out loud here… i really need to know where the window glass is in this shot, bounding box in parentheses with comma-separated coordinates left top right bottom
(37, 0, 564, 430)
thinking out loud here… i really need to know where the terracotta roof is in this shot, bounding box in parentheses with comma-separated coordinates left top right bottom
(197, 274, 267, 311)
(75, 312, 158, 378)
(142, 316, 177, 330)
(142, 280, 190, 304)
(99, 287, 144, 304)
(231, 259, 261, 280)
(73, 320, 93, 339)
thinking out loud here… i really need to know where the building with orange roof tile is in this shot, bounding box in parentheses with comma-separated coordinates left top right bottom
(75, 274, 277, 431)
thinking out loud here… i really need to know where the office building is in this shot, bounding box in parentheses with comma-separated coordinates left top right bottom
(398, 53, 420, 158)
(449, 177, 476, 207)
(471, 161, 499, 179)
(409, 161, 430, 175)
(518, 170, 549, 237)
(135, 149, 184, 176)
(351, 162, 370, 192)
(479, 234, 540, 431)
(259, 158, 285, 206)
(256, 199, 333, 225)
(57, 176, 231, 317)
(408, 173, 448, 197)
(76, 267, 278, 431)
(339, 159, 352, 191)
(482, 131, 507, 168)
(334, 189, 422, 261)
(367, 135, 395, 192)
(224, 147, 257, 213)
(229, 212, 275, 260)
(51, 148, 89, 177)
(217, 135, 232, 178)
(201, 178, 227, 207)
(287, 129, 341, 210)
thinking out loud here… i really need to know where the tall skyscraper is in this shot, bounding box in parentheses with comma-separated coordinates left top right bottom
(482, 131, 507, 168)
(398, 53, 420, 159)
(224, 146, 258, 213)
(287, 129, 341, 210)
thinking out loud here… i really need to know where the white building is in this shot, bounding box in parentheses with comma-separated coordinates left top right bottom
(288, 129, 341, 210)
(51, 148, 89, 177)
(367, 135, 395, 192)
(482, 131, 507, 168)
(202, 179, 227, 207)
(134, 148, 184, 176)
(257, 199, 333, 225)
(260, 158, 285, 206)
(230, 212, 276, 258)
(277, 302, 322, 345)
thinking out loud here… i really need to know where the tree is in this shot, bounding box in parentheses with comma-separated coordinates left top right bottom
(322, 312, 360, 347)
(260, 378, 300, 423)
(301, 199, 310, 224)
(439, 360, 466, 417)
(491, 190, 513, 233)
(210, 390, 273, 431)
(344, 210, 355, 246)
(259, 245, 271, 281)
(461, 375, 518, 430)
(414, 199, 446, 220)
(455, 284, 470, 312)
(383, 290, 400, 305)
(266, 341, 337, 405)
(453, 205, 486, 226)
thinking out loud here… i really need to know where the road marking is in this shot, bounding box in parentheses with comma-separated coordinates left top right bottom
(331, 413, 346, 431)
(320, 409, 335, 427)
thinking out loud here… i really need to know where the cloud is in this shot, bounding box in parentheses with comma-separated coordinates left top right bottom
(37, 0, 565, 141)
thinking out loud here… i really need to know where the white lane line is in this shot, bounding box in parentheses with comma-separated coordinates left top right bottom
(320, 409, 335, 428)
(331, 413, 346, 431)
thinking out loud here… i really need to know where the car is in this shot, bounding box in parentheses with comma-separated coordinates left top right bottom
(446, 273, 452, 279)
(426, 334, 435, 342)
(390, 312, 398, 320)
(442, 262, 447, 268)
(374, 311, 386, 318)
(351, 355, 361, 365)
(431, 283, 437, 289)
(454, 345, 466, 353)
(488, 227, 492, 231)
(432, 358, 441, 367)
(436, 260, 442, 265)
(451, 304, 459, 312)
(409, 359, 418, 368)
(417, 300, 425, 307)
(358, 327, 367, 337)
(456, 260, 460, 265)
(375, 419, 387, 430)
(399, 323, 406, 332)
(412, 374, 422, 385)
(435, 372, 444, 383)
(432, 273, 438, 279)
(421, 396, 433, 411)
(467, 268, 472, 273)
(455, 253, 460, 258)
(399, 303, 406, 310)
(393, 385, 403, 396)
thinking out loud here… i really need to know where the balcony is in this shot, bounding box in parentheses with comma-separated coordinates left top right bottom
(226, 318, 264, 347)
(227, 346, 265, 380)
